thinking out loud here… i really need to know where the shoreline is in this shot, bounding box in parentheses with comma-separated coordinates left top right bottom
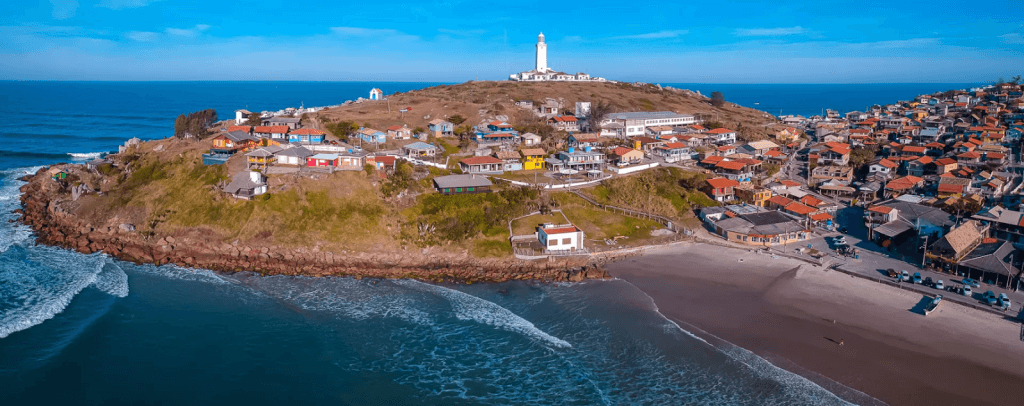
(607, 242, 1024, 406)
(17, 166, 612, 284)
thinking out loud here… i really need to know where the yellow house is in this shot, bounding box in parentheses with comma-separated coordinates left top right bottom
(521, 148, 546, 170)
(735, 185, 773, 207)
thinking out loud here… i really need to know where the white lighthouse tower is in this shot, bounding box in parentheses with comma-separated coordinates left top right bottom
(535, 32, 548, 73)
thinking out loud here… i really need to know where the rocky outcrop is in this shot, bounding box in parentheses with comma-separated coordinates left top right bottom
(18, 167, 611, 283)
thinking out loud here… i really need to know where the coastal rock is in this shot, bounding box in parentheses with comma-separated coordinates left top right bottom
(119, 223, 135, 232)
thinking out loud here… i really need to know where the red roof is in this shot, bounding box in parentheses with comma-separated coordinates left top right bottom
(611, 146, 638, 156)
(691, 124, 705, 130)
(661, 142, 687, 149)
(925, 142, 945, 148)
(768, 195, 793, 206)
(701, 156, 725, 164)
(387, 125, 402, 131)
(715, 161, 747, 170)
(902, 146, 925, 154)
(810, 213, 833, 221)
(868, 205, 894, 214)
(800, 195, 824, 207)
(785, 202, 817, 215)
(460, 156, 502, 165)
(706, 178, 739, 188)
(936, 157, 957, 165)
(987, 152, 1005, 159)
(937, 184, 965, 194)
(542, 226, 581, 235)
(708, 128, 735, 134)
(717, 145, 736, 151)
(916, 156, 933, 164)
(374, 155, 398, 166)
(876, 159, 898, 168)
(254, 125, 290, 133)
(291, 128, 326, 135)
(765, 150, 784, 157)
(958, 151, 981, 159)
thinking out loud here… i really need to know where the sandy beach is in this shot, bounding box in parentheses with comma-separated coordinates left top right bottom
(607, 242, 1024, 406)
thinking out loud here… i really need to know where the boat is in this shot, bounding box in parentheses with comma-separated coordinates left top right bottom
(924, 295, 943, 315)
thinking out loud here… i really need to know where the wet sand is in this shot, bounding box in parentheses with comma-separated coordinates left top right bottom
(607, 242, 1024, 406)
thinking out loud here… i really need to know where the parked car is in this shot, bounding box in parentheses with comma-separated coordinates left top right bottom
(963, 278, 980, 288)
(999, 293, 1011, 309)
(901, 270, 910, 282)
(935, 280, 944, 290)
(886, 268, 898, 278)
(912, 272, 922, 284)
(963, 286, 972, 296)
(924, 277, 933, 287)
(983, 291, 998, 306)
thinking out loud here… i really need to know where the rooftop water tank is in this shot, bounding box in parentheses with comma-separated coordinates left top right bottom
(568, 147, 575, 153)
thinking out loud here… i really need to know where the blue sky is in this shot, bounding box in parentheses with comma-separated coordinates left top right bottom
(1, 0, 1022, 83)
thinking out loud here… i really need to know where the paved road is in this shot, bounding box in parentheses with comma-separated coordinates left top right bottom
(774, 205, 1024, 319)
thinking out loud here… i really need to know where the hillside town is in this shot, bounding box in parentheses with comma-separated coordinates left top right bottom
(185, 81, 1024, 312)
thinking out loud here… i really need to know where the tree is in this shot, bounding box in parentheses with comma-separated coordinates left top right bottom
(449, 115, 467, 125)
(710, 91, 725, 108)
(173, 109, 217, 139)
(849, 147, 877, 169)
(588, 100, 614, 131)
(413, 126, 425, 134)
(1012, 75, 1022, 85)
(326, 120, 358, 139)
(245, 113, 261, 127)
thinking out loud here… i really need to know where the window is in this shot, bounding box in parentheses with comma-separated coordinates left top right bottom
(444, 188, 450, 193)
(548, 239, 557, 247)
(456, 188, 462, 192)
(562, 238, 571, 245)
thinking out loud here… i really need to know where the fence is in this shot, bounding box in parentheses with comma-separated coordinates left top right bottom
(607, 162, 660, 175)
(405, 156, 449, 169)
(493, 175, 613, 190)
(569, 190, 678, 232)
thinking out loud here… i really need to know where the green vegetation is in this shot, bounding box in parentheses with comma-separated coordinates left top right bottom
(552, 193, 663, 241)
(849, 146, 878, 170)
(637, 98, 655, 111)
(174, 109, 218, 139)
(325, 120, 358, 139)
(402, 186, 542, 246)
(710, 91, 725, 107)
(589, 167, 708, 218)
(765, 163, 780, 176)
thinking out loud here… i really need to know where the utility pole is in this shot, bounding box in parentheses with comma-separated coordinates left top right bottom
(920, 234, 929, 268)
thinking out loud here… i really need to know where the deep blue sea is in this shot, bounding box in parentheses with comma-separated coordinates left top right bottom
(0, 81, 966, 404)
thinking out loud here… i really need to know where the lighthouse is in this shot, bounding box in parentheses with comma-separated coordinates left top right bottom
(535, 32, 548, 73)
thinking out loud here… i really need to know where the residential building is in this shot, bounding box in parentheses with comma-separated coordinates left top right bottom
(600, 112, 697, 137)
(655, 142, 691, 162)
(428, 119, 454, 137)
(705, 177, 739, 202)
(234, 109, 253, 125)
(222, 171, 268, 200)
(537, 223, 585, 253)
(703, 207, 810, 246)
(546, 147, 605, 172)
(810, 165, 854, 187)
(433, 174, 492, 195)
(521, 148, 546, 170)
(609, 146, 644, 166)
(459, 156, 504, 174)
(548, 115, 579, 132)
(522, 133, 542, 146)
(735, 185, 772, 207)
(402, 141, 438, 157)
(357, 128, 387, 144)
(276, 146, 313, 166)
(495, 151, 524, 171)
(262, 116, 301, 129)
(707, 128, 737, 145)
(387, 125, 413, 140)
(288, 128, 326, 143)
(254, 125, 290, 140)
(567, 133, 600, 148)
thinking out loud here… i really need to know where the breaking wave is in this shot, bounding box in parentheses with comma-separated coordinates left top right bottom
(67, 152, 106, 160)
(398, 279, 572, 349)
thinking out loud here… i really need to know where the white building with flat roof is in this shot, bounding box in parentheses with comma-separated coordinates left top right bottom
(510, 33, 607, 82)
(600, 112, 697, 137)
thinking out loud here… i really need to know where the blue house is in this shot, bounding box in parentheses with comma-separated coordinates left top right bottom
(288, 129, 326, 144)
(358, 128, 387, 144)
(428, 119, 454, 137)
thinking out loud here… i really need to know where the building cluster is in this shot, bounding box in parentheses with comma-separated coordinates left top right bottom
(509, 33, 607, 82)
(700, 82, 1024, 289)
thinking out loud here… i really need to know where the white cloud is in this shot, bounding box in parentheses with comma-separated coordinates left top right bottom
(96, 0, 161, 9)
(999, 33, 1024, 44)
(437, 28, 485, 36)
(165, 24, 211, 38)
(842, 38, 939, 49)
(734, 26, 806, 36)
(612, 30, 688, 40)
(125, 31, 158, 42)
(563, 35, 584, 42)
(49, 0, 78, 20)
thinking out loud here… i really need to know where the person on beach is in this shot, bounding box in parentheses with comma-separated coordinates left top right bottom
(840, 339, 844, 346)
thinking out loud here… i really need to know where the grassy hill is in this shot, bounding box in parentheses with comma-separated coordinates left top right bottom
(316, 81, 778, 141)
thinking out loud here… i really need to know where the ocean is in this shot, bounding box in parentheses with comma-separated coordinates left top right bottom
(0, 80, 957, 404)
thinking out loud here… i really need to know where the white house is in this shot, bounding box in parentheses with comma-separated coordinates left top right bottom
(235, 109, 252, 125)
(223, 171, 268, 200)
(600, 112, 697, 137)
(369, 88, 383, 101)
(522, 132, 542, 146)
(509, 33, 607, 82)
(537, 223, 584, 253)
(869, 158, 898, 177)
